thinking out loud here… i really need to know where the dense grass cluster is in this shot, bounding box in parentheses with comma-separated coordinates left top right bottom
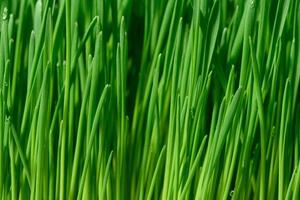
(0, 0, 300, 199)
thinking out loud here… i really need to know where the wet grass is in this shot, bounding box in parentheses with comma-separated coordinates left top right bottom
(0, 0, 300, 199)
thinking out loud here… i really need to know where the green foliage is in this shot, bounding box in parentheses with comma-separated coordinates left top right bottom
(0, 0, 299, 199)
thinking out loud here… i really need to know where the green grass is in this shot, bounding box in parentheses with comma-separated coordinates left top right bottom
(0, 0, 300, 199)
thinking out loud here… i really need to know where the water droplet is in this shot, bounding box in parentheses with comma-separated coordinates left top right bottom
(250, 0, 255, 8)
(5, 116, 10, 122)
(190, 108, 195, 119)
(2, 7, 8, 20)
(230, 190, 234, 197)
(271, 126, 276, 137)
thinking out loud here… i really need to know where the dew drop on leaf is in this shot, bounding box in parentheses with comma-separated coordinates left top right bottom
(2, 7, 8, 20)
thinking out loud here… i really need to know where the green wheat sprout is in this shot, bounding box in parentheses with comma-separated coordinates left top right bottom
(0, 0, 300, 199)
